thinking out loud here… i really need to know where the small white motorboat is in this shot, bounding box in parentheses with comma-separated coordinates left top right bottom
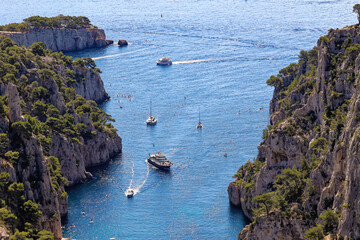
(156, 57, 172, 66)
(125, 189, 134, 198)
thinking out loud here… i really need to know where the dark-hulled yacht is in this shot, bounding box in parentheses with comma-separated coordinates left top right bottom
(147, 152, 173, 170)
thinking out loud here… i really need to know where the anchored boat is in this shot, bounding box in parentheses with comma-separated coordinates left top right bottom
(147, 152, 173, 171)
(146, 99, 157, 125)
(197, 107, 203, 129)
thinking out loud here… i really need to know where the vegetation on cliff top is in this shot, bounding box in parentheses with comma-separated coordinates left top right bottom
(0, 15, 97, 32)
(0, 36, 116, 239)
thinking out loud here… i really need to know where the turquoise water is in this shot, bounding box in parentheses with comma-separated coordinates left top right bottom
(0, 0, 358, 239)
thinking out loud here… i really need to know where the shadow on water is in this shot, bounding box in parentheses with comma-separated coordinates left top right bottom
(229, 204, 251, 225)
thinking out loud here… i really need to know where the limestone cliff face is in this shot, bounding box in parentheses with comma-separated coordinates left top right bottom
(71, 67, 109, 103)
(49, 125, 122, 186)
(53, 64, 109, 103)
(0, 27, 113, 52)
(0, 36, 121, 239)
(229, 25, 360, 239)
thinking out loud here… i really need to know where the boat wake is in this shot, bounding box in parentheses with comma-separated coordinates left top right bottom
(172, 59, 212, 65)
(124, 163, 150, 196)
(132, 164, 150, 195)
(92, 48, 147, 60)
(128, 162, 135, 189)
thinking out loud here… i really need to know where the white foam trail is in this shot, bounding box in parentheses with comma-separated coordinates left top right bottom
(92, 48, 147, 60)
(172, 59, 212, 65)
(129, 162, 135, 188)
(133, 165, 150, 195)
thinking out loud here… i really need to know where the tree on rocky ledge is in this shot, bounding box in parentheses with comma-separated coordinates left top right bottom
(353, 4, 360, 24)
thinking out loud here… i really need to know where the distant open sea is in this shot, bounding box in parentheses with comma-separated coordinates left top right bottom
(0, 0, 358, 239)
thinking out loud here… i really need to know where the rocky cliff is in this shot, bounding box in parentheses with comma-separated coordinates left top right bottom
(229, 25, 360, 239)
(0, 27, 113, 52)
(0, 36, 121, 239)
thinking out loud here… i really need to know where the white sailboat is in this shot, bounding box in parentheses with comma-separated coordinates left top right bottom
(146, 99, 157, 125)
(197, 107, 203, 129)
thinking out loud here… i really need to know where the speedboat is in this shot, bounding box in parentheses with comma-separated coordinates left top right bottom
(156, 57, 172, 66)
(125, 189, 134, 198)
(147, 152, 173, 171)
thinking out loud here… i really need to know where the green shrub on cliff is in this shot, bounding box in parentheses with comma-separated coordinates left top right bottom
(0, 207, 17, 232)
(320, 208, 339, 233)
(253, 192, 277, 217)
(0, 133, 9, 157)
(0, 15, 96, 32)
(310, 137, 328, 154)
(29, 42, 46, 56)
(353, 4, 360, 24)
(47, 156, 68, 190)
(0, 23, 29, 32)
(21, 200, 42, 226)
(36, 230, 54, 240)
(4, 151, 20, 164)
(24, 15, 95, 29)
(266, 75, 282, 87)
(274, 166, 305, 203)
(304, 224, 325, 240)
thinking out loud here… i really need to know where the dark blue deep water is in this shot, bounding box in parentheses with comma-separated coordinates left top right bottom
(0, 0, 358, 239)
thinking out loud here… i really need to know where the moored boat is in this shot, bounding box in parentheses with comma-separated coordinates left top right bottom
(197, 107, 203, 129)
(146, 99, 157, 125)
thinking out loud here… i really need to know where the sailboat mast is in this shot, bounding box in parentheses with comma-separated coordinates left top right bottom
(199, 107, 200, 122)
(150, 99, 152, 117)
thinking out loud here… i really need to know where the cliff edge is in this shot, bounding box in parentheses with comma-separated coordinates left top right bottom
(0, 16, 113, 52)
(0, 27, 113, 52)
(229, 25, 360, 239)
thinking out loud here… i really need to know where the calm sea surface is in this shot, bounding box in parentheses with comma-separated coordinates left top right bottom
(0, 0, 358, 239)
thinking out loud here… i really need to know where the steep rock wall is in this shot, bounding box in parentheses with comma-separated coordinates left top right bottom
(0, 27, 113, 52)
(229, 25, 360, 239)
(0, 36, 121, 239)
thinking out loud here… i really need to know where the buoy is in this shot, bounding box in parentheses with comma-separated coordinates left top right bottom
(224, 153, 228, 157)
